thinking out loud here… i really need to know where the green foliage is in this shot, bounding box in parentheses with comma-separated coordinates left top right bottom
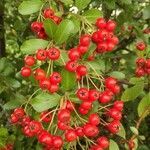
(109, 140, 119, 150)
(75, 0, 91, 10)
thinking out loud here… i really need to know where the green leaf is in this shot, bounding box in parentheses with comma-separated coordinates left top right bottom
(0, 58, 7, 73)
(104, 0, 116, 10)
(121, 82, 144, 102)
(130, 126, 139, 135)
(61, 0, 73, 6)
(75, 0, 91, 10)
(138, 93, 150, 118)
(129, 77, 144, 85)
(20, 39, 49, 54)
(109, 140, 119, 150)
(117, 124, 126, 139)
(108, 71, 125, 80)
(61, 69, 76, 91)
(31, 93, 61, 112)
(70, 17, 80, 34)
(54, 19, 75, 45)
(6, 78, 21, 88)
(55, 51, 68, 66)
(0, 128, 8, 138)
(143, 5, 150, 20)
(83, 9, 102, 23)
(18, 0, 43, 15)
(43, 19, 57, 39)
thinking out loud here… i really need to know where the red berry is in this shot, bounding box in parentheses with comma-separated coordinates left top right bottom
(66, 100, 74, 111)
(78, 107, 89, 115)
(145, 59, 150, 68)
(136, 58, 146, 67)
(34, 68, 46, 81)
(43, 8, 54, 18)
(47, 48, 60, 60)
(107, 42, 116, 51)
(89, 113, 100, 126)
(50, 72, 62, 84)
(65, 61, 78, 72)
(109, 85, 121, 94)
(90, 145, 103, 150)
(58, 109, 71, 122)
(128, 140, 135, 150)
(109, 36, 119, 45)
(113, 101, 124, 111)
(22, 125, 34, 137)
(99, 92, 113, 103)
(52, 15, 62, 24)
(37, 31, 47, 39)
(68, 48, 81, 61)
(40, 78, 51, 90)
(107, 108, 122, 120)
(135, 67, 145, 77)
(21, 66, 31, 77)
(21, 116, 31, 126)
(76, 65, 87, 76)
(75, 127, 84, 137)
(65, 129, 77, 142)
(77, 88, 89, 101)
(49, 84, 59, 93)
(36, 49, 47, 61)
(88, 89, 99, 102)
(92, 31, 100, 43)
(24, 56, 35, 66)
(97, 42, 108, 53)
(105, 77, 117, 89)
(77, 45, 88, 54)
(107, 120, 120, 134)
(14, 108, 25, 118)
(57, 121, 69, 130)
(40, 112, 52, 123)
(106, 20, 116, 32)
(136, 42, 146, 51)
(96, 18, 106, 29)
(10, 114, 18, 124)
(80, 34, 91, 47)
(31, 22, 43, 32)
(52, 136, 63, 148)
(97, 136, 109, 149)
(80, 101, 92, 110)
(29, 120, 42, 135)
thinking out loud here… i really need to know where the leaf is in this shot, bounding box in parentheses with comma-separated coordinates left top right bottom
(0, 128, 8, 138)
(55, 51, 68, 66)
(0, 58, 7, 73)
(143, 5, 150, 20)
(83, 9, 102, 23)
(117, 124, 126, 139)
(109, 140, 119, 150)
(104, 0, 116, 10)
(75, 0, 91, 10)
(20, 39, 49, 54)
(121, 82, 144, 102)
(138, 93, 150, 118)
(6, 78, 21, 88)
(130, 126, 139, 135)
(54, 19, 75, 45)
(43, 19, 57, 39)
(70, 17, 80, 34)
(129, 77, 144, 85)
(61, 69, 76, 91)
(108, 71, 125, 80)
(31, 93, 61, 112)
(61, 0, 73, 6)
(18, 0, 43, 15)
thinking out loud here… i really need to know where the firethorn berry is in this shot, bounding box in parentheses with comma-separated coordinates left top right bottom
(78, 107, 89, 115)
(49, 84, 59, 93)
(90, 145, 103, 150)
(99, 92, 113, 103)
(80, 101, 92, 110)
(107, 42, 116, 51)
(22, 125, 34, 137)
(50, 72, 62, 84)
(76, 65, 87, 76)
(77, 88, 89, 101)
(14, 108, 25, 118)
(52, 136, 63, 148)
(97, 136, 109, 149)
(21, 66, 31, 77)
(109, 84, 121, 94)
(110, 36, 119, 45)
(66, 100, 74, 111)
(39, 78, 51, 90)
(79, 34, 91, 47)
(107, 120, 121, 134)
(34, 68, 46, 81)
(128, 140, 135, 150)
(29, 120, 42, 135)
(146, 59, 150, 68)
(107, 108, 122, 120)
(65, 129, 77, 142)
(75, 127, 84, 137)
(97, 42, 108, 53)
(105, 89, 114, 96)
(24, 56, 35, 66)
(98, 29, 108, 40)
(135, 68, 145, 77)
(58, 109, 71, 122)
(52, 15, 62, 24)
(68, 48, 81, 61)
(65, 61, 78, 72)
(31, 21, 43, 32)
(36, 49, 47, 61)
(40, 112, 52, 123)
(113, 101, 124, 111)
(77, 45, 88, 54)
(105, 77, 117, 89)
(136, 41, 146, 51)
(136, 58, 146, 67)
(92, 31, 100, 43)
(88, 89, 99, 102)
(89, 113, 100, 126)
(96, 18, 106, 29)
(106, 20, 117, 32)
(21, 116, 31, 126)
(83, 124, 99, 137)
(37, 31, 47, 39)
(57, 121, 69, 130)
(43, 8, 54, 18)
(10, 114, 18, 124)
(47, 48, 60, 60)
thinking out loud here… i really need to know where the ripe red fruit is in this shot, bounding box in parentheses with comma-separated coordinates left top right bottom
(68, 48, 81, 61)
(49, 84, 59, 93)
(76, 65, 87, 76)
(96, 18, 106, 29)
(52, 15, 62, 24)
(107, 120, 120, 134)
(36, 49, 47, 61)
(113, 101, 124, 111)
(90, 145, 103, 150)
(10, 114, 18, 124)
(47, 48, 60, 60)
(58, 109, 71, 122)
(92, 31, 100, 43)
(34, 68, 46, 81)
(106, 20, 116, 32)
(21, 116, 31, 126)
(80, 34, 91, 47)
(65, 129, 77, 142)
(52, 136, 63, 148)
(75, 127, 84, 137)
(50, 72, 62, 84)
(77, 45, 88, 54)
(97, 136, 109, 149)
(80, 101, 92, 110)
(40, 112, 52, 123)
(78, 107, 89, 115)
(31, 22, 43, 32)
(89, 113, 100, 126)
(97, 30, 108, 41)
(110, 36, 119, 45)
(105, 77, 117, 89)
(57, 121, 69, 130)
(83, 124, 99, 137)
(14, 108, 25, 118)
(107, 42, 116, 51)
(88, 89, 99, 102)
(136, 42, 146, 51)
(145, 59, 150, 68)
(97, 42, 108, 53)
(107, 108, 122, 120)
(40, 78, 51, 90)
(99, 92, 113, 103)
(135, 67, 145, 77)
(24, 56, 35, 66)
(109, 84, 121, 94)
(37, 31, 47, 39)
(22, 125, 34, 137)
(77, 88, 89, 101)
(136, 58, 146, 67)
(66, 100, 74, 111)
(29, 120, 42, 134)
(43, 8, 54, 18)
(65, 61, 78, 72)
(128, 140, 135, 150)
(21, 66, 31, 77)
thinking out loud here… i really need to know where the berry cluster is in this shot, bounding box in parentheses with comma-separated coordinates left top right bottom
(92, 18, 119, 53)
(136, 41, 147, 51)
(1, 144, 13, 150)
(31, 8, 61, 39)
(135, 58, 150, 77)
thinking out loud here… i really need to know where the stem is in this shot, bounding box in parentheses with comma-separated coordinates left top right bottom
(88, 77, 100, 91)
